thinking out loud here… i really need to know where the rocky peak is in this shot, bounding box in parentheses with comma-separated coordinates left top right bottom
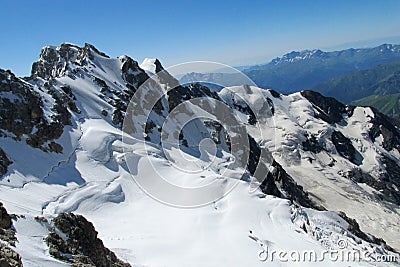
(153, 58, 164, 73)
(301, 90, 354, 124)
(31, 43, 109, 79)
(139, 58, 164, 74)
(81, 43, 110, 59)
(120, 56, 149, 89)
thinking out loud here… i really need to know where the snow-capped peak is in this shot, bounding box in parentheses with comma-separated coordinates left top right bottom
(31, 43, 110, 79)
(139, 58, 164, 75)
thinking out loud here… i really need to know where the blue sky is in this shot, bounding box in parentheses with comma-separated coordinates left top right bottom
(1, 0, 400, 76)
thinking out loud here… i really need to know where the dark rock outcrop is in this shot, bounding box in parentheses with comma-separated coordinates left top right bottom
(338, 211, 396, 252)
(167, 83, 220, 112)
(0, 203, 11, 230)
(262, 160, 323, 210)
(379, 156, 400, 205)
(301, 90, 354, 124)
(268, 89, 281, 98)
(136, 80, 223, 144)
(0, 203, 22, 267)
(331, 130, 362, 165)
(302, 133, 324, 154)
(0, 148, 12, 177)
(231, 97, 257, 125)
(0, 69, 44, 139)
(99, 56, 150, 126)
(0, 243, 23, 267)
(0, 203, 16, 247)
(46, 213, 130, 267)
(247, 135, 321, 209)
(345, 164, 400, 205)
(120, 56, 148, 89)
(368, 107, 400, 153)
(0, 69, 71, 153)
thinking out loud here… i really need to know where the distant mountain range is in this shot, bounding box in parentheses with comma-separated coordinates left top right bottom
(180, 44, 400, 94)
(180, 44, 400, 119)
(243, 44, 400, 93)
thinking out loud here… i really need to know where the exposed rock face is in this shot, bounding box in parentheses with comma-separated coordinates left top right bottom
(0, 203, 22, 267)
(0, 69, 44, 139)
(101, 56, 150, 126)
(262, 160, 320, 209)
(0, 203, 16, 247)
(31, 43, 109, 79)
(45, 213, 130, 267)
(301, 90, 354, 123)
(302, 133, 324, 154)
(368, 107, 400, 153)
(247, 135, 320, 209)
(345, 166, 400, 205)
(0, 243, 23, 267)
(0, 69, 72, 154)
(0, 203, 11, 230)
(268, 89, 281, 98)
(0, 148, 12, 177)
(167, 83, 220, 111)
(380, 156, 400, 204)
(338, 211, 396, 252)
(230, 98, 258, 125)
(127, 75, 226, 147)
(331, 130, 362, 165)
(121, 56, 149, 89)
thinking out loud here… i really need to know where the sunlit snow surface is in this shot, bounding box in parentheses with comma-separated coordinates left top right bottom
(220, 87, 400, 251)
(2, 119, 388, 266)
(0, 52, 398, 266)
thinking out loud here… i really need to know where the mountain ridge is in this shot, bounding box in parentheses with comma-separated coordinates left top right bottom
(254, 43, 400, 68)
(0, 43, 399, 266)
(180, 43, 400, 93)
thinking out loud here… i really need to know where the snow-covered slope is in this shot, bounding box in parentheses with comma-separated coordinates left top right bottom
(219, 86, 400, 250)
(0, 43, 399, 266)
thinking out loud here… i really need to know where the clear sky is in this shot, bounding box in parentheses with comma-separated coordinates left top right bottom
(1, 0, 400, 76)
